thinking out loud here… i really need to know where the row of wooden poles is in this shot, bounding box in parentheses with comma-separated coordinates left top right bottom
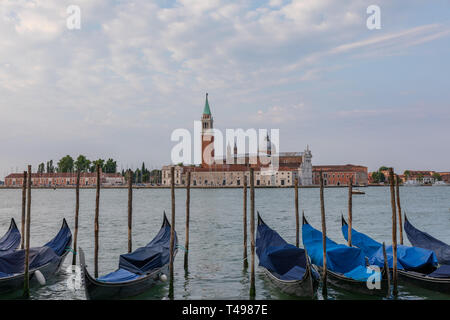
(242, 167, 404, 298)
(19, 163, 403, 299)
(17, 164, 188, 299)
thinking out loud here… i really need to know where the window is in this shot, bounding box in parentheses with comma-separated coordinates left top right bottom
(257, 180, 260, 186)
(281, 180, 285, 186)
(204, 180, 208, 184)
(237, 180, 240, 186)
(222, 180, 226, 185)
(193, 180, 197, 186)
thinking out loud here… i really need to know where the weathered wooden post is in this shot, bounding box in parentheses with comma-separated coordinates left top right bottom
(128, 170, 133, 253)
(389, 168, 398, 296)
(395, 175, 404, 245)
(295, 177, 300, 247)
(348, 176, 353, 247)
(319, 171, 327, 296)
(184, 171, 191, 269)
(72, 170, 80, 265)
(94, 164, 101, 278)
(243, 175, 248, 269)
(21, 171, 27, 249)
(250, 168, 255, 298)
(23, 165, 31, 298)
(169, 166, 176, 299)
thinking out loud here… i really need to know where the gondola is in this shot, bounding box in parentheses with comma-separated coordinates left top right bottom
(342, 216, 450, 294)
(256, 213, 319, 298)
(0, 219, 72, 295)
(302, 215, 389, 296)
(0, 218, 21, 254)
(80, 213, 177, 300)
(404, 215, 450, 265)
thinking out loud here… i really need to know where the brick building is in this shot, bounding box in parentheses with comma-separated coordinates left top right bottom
(312, 165, 368, 186)
(4, 172, 124, 187)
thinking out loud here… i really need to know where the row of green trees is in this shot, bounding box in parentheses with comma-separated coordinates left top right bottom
(35, 156, 163, 184)
(120, 163, 162, 184)
(36, 155, 117, 173)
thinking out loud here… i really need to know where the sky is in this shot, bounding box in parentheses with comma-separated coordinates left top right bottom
(1, 0, 449, 178)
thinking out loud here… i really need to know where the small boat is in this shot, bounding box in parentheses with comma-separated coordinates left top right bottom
(302, 215, 389, 296)
(342, 217, 450, 294)
(352, 189, 365, 195)
(80, 213, 177, 300)
(404, 215, 450, 265)
(0, 219, 72, 295)
(256, 213, 319, 298)
(0, 219, 21, 254)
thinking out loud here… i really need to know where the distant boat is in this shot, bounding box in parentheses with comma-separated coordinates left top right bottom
(433, 181, 447, 186)
(352, 189, 365, 195)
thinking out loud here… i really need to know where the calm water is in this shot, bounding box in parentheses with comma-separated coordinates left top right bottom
(0, 186, 449, 300)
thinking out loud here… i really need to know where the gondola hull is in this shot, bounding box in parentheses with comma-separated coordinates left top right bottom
(261, 265, 319, 298)
(315, 265, 389, 297)
(79, 248, 174, 300)
(0, 251, 69, 295)
(398, 269, 450, 295)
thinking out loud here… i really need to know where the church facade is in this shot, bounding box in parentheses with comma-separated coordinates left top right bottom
(161, 94, 313, 187)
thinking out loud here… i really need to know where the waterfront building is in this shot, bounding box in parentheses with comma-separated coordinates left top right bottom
(312, 165, 369, 186)
(161, 94, 368, 187)
(4, 171, 124, 187)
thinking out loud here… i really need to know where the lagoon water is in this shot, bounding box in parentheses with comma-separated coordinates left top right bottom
(0, 186, 449, 300)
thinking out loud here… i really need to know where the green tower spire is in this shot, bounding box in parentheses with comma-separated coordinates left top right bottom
(203, 93, 211, 115)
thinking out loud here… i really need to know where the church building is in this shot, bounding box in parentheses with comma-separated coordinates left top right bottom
(161, 94, 313, 187)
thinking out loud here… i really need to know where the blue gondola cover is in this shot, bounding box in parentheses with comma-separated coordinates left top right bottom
(256, 220, 309, 281)
(404, 217, 450, 265)
(118, 219, 177, 275)
(342, 224, 438, 271)
(0, 219, 71, 279)
(97, 268, 144, 282)
(303, 223, 379, 281)
(0, 220, 21, 254)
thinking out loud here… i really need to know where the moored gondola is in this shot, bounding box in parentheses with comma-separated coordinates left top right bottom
(404, 215, 450, 265)
(80, 213, 177, 300)
(256, 213, 319, 298)
(303, 215, 389, 297)
(342, 216, 450, 294)
(0, 219, 21, 254)
(0, 219, 72, 295)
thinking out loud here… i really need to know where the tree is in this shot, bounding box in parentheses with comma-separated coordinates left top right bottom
(57, 155, 74, 173)
(135, 169, 141, 183)
(75, 155, 91, 172)
(37, 163, 45, 174)
(46, 160, 55, 173)
(432, 172, 442, 181)
(379, 166, 389, 172)
(104, 158, 117, 173)
(404, 170, 411, 179)
(90, 159, 105, 172)
(371, 171, 386, 183)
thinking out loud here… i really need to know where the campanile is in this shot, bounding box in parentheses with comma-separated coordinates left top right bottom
(201, 93, 214, 166)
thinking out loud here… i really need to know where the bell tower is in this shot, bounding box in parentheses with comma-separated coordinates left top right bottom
(201, 93, 214, 167)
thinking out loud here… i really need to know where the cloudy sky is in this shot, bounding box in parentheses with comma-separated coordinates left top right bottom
(1, 0, 449, 177)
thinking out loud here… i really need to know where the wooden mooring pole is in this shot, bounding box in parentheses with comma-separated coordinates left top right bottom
(72, 170, 80, 265)
(348, 176, 353, 247)
(94, 164, 101, 278)
(319, 171, 328, 296)
(21, 171, 27, 249)
(128, 170, 133, 253)
(389, 168, 398, 296)
(243, 175, 248, 269)
(169, 166, 176, 299)
(295, 178, 300, 247)
(23, 165, 31, 298)
(395, 175, 404, 245)
(249, 168, 255, 299)
(184, 171, 191, 269)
